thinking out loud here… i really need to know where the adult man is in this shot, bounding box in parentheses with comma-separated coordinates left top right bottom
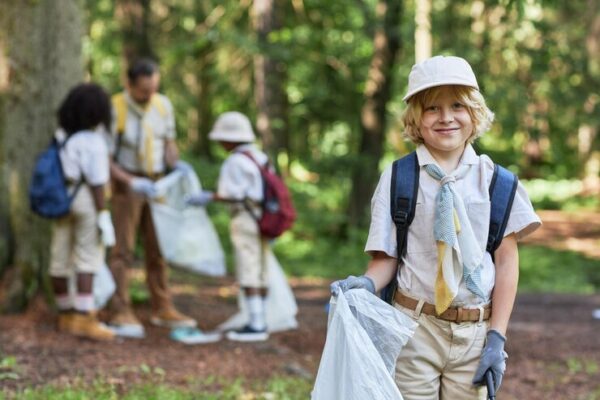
(107, 58, 196, 337)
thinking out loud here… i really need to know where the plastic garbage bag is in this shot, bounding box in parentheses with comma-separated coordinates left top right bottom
(217, 250, 298, 333)
(93, 262, 116, 309)
(311, 289, 417, 400)
(67, 262, 115, 309)
(150, 169, 226, 277)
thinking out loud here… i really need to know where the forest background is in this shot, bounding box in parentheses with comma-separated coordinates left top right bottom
(1, 0, 600, 398)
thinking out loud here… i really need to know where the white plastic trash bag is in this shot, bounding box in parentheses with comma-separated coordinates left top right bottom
(93, 262, 116, 309)
(67, 262, 116, 309)
(217, 250, 298, 333)
(151, 169, 226, 277)
(311, 289, 417, 400)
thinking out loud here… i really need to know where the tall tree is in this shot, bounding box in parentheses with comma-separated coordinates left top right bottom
(116, 0, 156, 64)
(347, 0, 404, 227)
(0, 0, 83, 311)
(253, 0, 289, 162)
(415, 0, 432, 62)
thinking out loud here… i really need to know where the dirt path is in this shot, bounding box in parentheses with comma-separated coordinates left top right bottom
(1, 210, 600, 398)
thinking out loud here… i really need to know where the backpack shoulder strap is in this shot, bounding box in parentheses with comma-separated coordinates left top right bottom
(381, 151, 419, 304)
(487, 164, 518, 256)
(390, 151, 420, 258)
(111, 93, 127, 135)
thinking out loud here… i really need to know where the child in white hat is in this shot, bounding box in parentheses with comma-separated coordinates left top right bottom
(187, 111, 273, 342)
(331, 56, 541, 399)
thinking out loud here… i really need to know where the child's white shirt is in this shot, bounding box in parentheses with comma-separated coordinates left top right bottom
(216, 143, 268, 202)
(365, 144, 541, 307)
(56, 128, 110, 187)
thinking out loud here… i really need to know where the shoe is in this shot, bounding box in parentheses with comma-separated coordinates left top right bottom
(170, 327, 221, 344)
(68, 313, 115, 341)
(57, 312, 75, 332)
(107, 308, 145, 338)
(225, 325, 269, 342)
(593, 308, 600, 320)
(150, 307, 197, 328)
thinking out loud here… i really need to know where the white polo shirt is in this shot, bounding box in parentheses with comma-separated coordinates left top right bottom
(365, 144, 541, 307)
(56, 128, 110, 187)
(217, 144, 268, 203)
(108, 92, 176, 174)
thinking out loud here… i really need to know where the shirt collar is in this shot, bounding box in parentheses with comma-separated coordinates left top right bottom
(233, 143, 256, 153)
(416, 143, 479, 167)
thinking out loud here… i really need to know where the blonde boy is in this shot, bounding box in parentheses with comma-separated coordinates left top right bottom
(331, 56, 541, 399)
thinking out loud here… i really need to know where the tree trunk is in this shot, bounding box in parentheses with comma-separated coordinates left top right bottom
(0, 0, 83, 311)
(414, 0, 432, 62)
(253, 0, 289, 166)
(116, 0, 156, 64)
(581, 0, 600, 193)
(347, 0, 403, 228)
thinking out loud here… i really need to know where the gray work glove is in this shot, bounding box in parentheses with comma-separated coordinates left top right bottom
(96, 210, 116, 247)
(185, 190, 214, 207)
(130, 177, 158, 198)
(330, 275, 375, 296)
(472, 329, 508, 393)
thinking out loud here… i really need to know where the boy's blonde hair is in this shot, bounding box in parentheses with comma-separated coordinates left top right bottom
(402, 85, 494, 145)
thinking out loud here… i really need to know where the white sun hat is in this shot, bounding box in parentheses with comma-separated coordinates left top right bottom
(208, 111, 256, 142)
(403, 55, 479, 102)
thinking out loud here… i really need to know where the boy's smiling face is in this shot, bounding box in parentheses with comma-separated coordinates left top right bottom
(419, 86, 474, 162)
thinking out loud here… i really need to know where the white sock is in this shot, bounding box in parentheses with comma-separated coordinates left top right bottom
(247, 295, 266, 331)
(74, 294, 95, 313)
(56, 294, 73, 311)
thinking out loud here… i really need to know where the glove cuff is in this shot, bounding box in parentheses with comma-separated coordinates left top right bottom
(361, 275, 376, 294)
(487, 329, 506, 345)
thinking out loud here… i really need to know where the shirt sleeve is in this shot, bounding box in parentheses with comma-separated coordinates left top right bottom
(80, 134, 110, 186)
(364, 165, 398, 258)
(163, 96, 176, 140)
(504, 180, 542, 240)
(216, 156, 251, 200)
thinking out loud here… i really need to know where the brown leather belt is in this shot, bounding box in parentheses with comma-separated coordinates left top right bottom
(394, 291, 491, 323)
(124, 169, 165, 181)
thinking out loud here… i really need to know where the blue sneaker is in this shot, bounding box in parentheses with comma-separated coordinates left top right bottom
(225, 325, 269, 342)
(170, 327, 221, 344)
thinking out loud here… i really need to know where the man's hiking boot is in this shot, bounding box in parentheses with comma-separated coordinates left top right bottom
(107, 308, 145, 338)
(150, 306, 197, 329)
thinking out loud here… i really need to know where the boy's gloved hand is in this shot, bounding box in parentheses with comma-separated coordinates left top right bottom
(97, 210, 116, 247)
(472, 329, 508, 392)
(330, 275, 375, 296)
(185, 190, 214, 207)
(130, 177, 157, 198)
(174, 160, 194, 176)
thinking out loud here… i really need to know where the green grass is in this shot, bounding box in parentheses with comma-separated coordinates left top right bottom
(519, 246, 600, 294)
(0, 376, 313, 400)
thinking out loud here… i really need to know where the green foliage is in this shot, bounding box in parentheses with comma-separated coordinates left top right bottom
(522, 179, 600, 211)
(519, 246, 600, 294)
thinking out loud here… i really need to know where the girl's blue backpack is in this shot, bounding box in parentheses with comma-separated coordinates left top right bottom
(29, 137, 80, 218)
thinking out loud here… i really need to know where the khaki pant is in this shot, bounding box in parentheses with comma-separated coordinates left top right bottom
(230, 211, 269, 288)
(50, 186, 103, 277)
(394, 301, 488, 400)
(108, 178, 170, 313)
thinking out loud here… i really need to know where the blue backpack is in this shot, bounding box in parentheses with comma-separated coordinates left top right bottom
(29, 137, 81, 218)
(380, 151, 518, 304)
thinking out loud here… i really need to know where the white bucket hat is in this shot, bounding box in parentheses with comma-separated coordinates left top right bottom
(208, 111, 256, 142)
(403, 56, 479, 102)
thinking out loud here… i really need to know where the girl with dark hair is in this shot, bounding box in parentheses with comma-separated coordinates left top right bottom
(50, 83, 116, 341)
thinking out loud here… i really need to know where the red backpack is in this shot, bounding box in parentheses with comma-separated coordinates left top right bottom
(240, 151, 296, 238)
